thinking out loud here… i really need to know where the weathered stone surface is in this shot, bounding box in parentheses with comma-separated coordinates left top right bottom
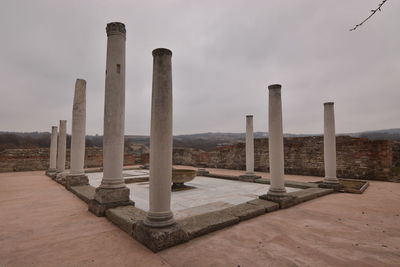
(88, 199, 134, 217)
(221, 203, 265, 221)
(69, 185, 96, 204)
(259, 193, 297, 209)
(133, 221, 189, 252)
(94, 187, 130, 204)
(178, 210, 239, 238)
(289, 188, 333, 204)
(238, 174, 261, 182)
(319, 182, 344, 191)
(106, 206, 146, 235)
(65, 174, 89, 188)
(246, 198, 279, 212)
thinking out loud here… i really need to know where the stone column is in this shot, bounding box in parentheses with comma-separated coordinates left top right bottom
(239, 115, 260, 181)
(263, 84, 288, 201)
(89, 22, 132, 216)
(144, 48, 175, 228)
(66, 79, 89, 187)
(321, 102, 341, 188)
(55, 120, 67, 181)
(46, 126, 58, 177)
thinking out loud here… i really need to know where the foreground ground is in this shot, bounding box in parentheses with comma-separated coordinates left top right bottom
(0, 167, 399, 266)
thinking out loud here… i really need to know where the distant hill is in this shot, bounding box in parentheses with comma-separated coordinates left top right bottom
(1, 128, 399, 151)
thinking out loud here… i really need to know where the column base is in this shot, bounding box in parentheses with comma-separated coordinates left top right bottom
(239, 173, 261, 182)
(65, 174, 89, 189)
(144, 210, 175, 228)
(133, 221, 189, 252)
(259, 188, 296, 208)
(89, 186, 133, 217)
(54, 172, 67, 185)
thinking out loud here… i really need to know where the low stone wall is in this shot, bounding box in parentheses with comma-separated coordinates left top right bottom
(172, 136, 398, 181)
(0, 147, 136, 172)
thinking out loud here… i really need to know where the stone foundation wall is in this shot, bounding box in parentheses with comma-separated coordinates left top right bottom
(172, 136, 398, 181)
(0, 147, 136, 172)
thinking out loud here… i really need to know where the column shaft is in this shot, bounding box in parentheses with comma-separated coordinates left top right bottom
(49, 126, 58, 172)
(69, 79, 86, 175)
(267, 84, 286, 196)
(145, 48, 175, 228)
(56, 120, 67, 173)
(245, 115, 255, 174)
(324, 102, 339, 184)
(100, 23, 126, 189)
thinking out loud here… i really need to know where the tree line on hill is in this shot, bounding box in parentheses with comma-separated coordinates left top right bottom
(0, 128, 399, 152)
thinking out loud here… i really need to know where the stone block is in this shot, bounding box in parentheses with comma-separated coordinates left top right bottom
(221, 203, 265, 221)
(133, 221, 189, 252)
(319, 182, 344, 191)
(289, 188, 333, 204)
(178, 210, 239, 238)
(106, 206, 146, 235)
(94, 187, 130, 204)
(246, 198, 279, 212)
(88, 199, 134, 217)
(69, 185, 96, 204)
(65, 174, 89, 189)
(259, 193, 297, 209)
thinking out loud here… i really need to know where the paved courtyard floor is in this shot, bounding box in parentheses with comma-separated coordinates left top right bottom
(1, 167, 399, 266)
(88, 170, 300, 219)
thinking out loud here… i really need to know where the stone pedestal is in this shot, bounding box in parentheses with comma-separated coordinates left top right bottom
(55, 120, 67, 183)
(66, 79, 88, 188)
(320, 102, 342, 190)
(239, 115, 261, 182)
(144, 48, 175, 228)
(90, 22, 132, 216)
(46, 126, 58, 177)
(262, 84, 288, 201)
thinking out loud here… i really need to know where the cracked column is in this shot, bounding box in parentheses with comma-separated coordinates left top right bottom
(89, 22, 132, 216)
(240, 115, 260, 181)
(55, 120, 67, 181)
(321, 102, 342, 189)
(46, 126, 58, 177)
(261, 84, 288, 201)
(144, 48, 175, 228)
(66, 79, 89, 188)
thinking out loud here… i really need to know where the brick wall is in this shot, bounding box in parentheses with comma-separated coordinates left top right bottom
(172, 136, 398, 181)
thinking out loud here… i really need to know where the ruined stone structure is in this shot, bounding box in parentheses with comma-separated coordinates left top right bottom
(0, 147, 135, 173)
(171, 136, 400, 182)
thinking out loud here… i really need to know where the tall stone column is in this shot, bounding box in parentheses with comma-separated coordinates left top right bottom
(261, 84, 288, 201)
(89, 22, 132, 216)
(66, 79, 89, 188)
(239, 115, 260, 181)
(55, 120, 67, 181)
(46, 126, 58, 177)
(321, 102, 342, 189)
(144, 48, 175, 228)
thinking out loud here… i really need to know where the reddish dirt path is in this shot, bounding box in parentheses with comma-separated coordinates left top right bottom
(1, 169, 399, 266)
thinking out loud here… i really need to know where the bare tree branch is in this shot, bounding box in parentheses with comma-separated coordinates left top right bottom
(349, 0, 389, 31)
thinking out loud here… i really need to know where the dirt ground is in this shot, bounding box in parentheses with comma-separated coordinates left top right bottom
(1, 168, 399, 266)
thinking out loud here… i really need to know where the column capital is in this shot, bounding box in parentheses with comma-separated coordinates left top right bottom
(106, 22, 126, 37)
(152, 48, 172, 57)
(268, 84, 282, 90)
(324, 102, 334, 106)
(246, 114, 253, 118)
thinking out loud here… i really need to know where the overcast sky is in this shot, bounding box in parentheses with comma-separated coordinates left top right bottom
(0, 0, 398, 135)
